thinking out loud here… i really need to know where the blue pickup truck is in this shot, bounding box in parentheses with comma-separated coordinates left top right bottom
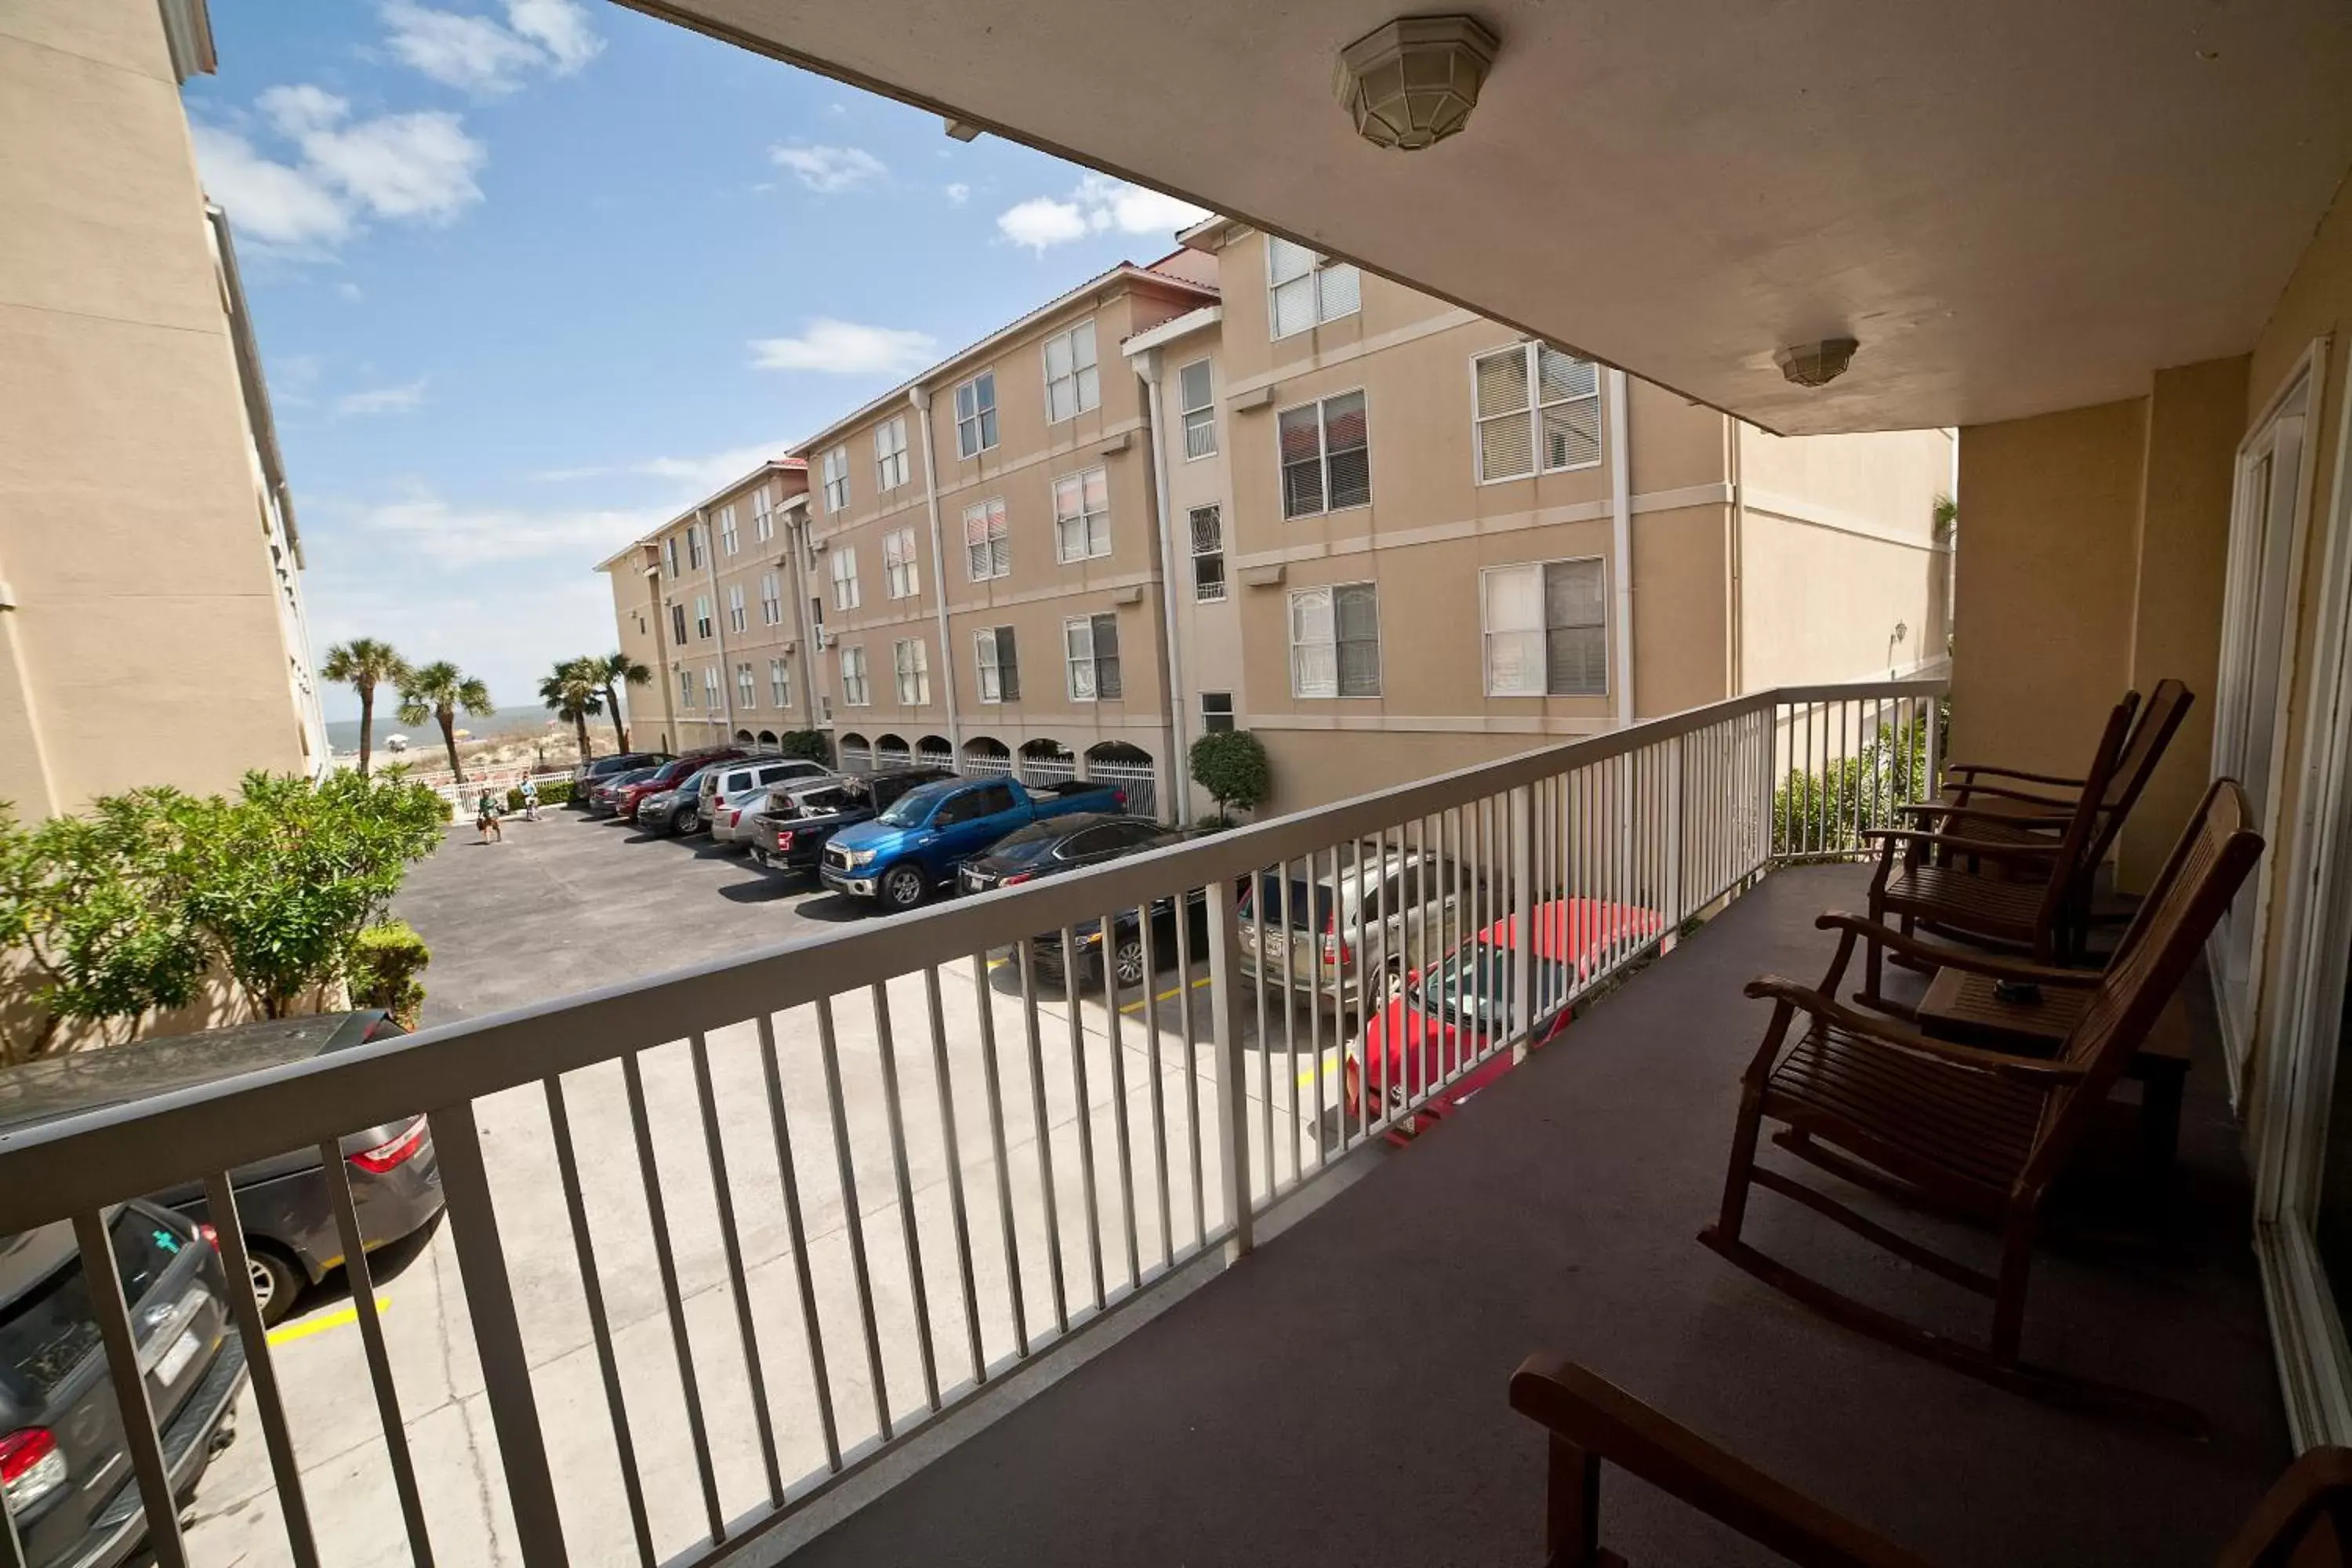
(818, 775, 1127, 909)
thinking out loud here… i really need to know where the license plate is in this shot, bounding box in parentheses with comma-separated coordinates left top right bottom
(1263, 932, 1287, 960)
(154, 1328, 198, 1385)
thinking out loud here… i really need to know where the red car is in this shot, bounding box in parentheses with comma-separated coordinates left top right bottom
(1344, 898, 1663, 1140)
(612, 748, 746, 822)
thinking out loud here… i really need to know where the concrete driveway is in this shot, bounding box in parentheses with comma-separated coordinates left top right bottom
(180, 808, 1355, 1568)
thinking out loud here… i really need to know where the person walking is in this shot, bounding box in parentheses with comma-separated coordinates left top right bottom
(476, 790, 503, 844)
(519, 776, 540, 822)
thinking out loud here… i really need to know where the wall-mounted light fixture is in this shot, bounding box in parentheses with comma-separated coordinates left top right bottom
(1334, 15, 1500, 151)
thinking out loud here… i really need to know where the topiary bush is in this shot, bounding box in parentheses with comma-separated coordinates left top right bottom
(1189, 731, 1271, 821)
(347, 920, 430, 1029)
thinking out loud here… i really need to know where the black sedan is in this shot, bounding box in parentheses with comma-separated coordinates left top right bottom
(960, 815, 1203, 987)
(0, 1012, 445, 1325)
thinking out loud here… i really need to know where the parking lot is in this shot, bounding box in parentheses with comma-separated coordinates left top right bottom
(180, 804, 1360, 1568)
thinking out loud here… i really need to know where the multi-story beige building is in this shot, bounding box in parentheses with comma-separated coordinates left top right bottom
(1, 0, 326, 816)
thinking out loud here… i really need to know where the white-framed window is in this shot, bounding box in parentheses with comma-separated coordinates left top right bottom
(678, 668, 695, 707)
(830, 546, 860, 611)
(1472, 343, 1602, 482)
(1278, 391, 1370, 519)
(1200, 691, 1235, 734)
(893, 637, 931, 705)
(768, 657, 790, 708)
(686, 524, 705, 569)
(693, 593, 713, 640)
(663, 535, 679, 578)
(964, 496, 1010, 581)
(737, 661, 757, 709)
(1267, 237, 1361, 339)
(670, 603, 687, 645)
(752, 485, 775, 543)
(1290, 582, 1381, 698)
(956, 371, 999, 457)
(883, 526, 920, 599)
(874, 416, 911, 490)
(703, 665, 721, 707)
(1482, 558, 1607, 696)
(1044, 319, 1099, 423)
(822, 445, 850, 513)
(975, 626, 1019, 702)
(719, 503, 739, 557)
(840, 644, 871, 706)
(1178, 358, 1216, 459)
(759, 572, 782, 626)
(1053, 465, 1111, 562)
(1064, 612, 1122, 701)
(1189, 505, 1225, 602)
(727, 583, 747, 634)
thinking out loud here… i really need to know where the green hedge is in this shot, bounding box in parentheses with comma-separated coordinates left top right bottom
(506, 778, 573, 810)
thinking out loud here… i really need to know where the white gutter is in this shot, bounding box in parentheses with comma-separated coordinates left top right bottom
(699, 506, 733, 736)
(909, 387, 964, 753)
(1607, 368, 1635, 727)
(1134, 348, 1192, 823)
(779, 495, 822, 728)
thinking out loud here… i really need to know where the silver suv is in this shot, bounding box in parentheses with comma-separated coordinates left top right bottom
(702, 757, 834, 844)
(1236, 844, 1486, 1013)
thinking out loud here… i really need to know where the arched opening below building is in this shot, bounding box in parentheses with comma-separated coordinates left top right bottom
(961, 736, 1013, 777)
(916, 735, 953, 769)
(733, 728, 754, 745)
(757, 729, 779, 747)
(1084, 742, 1159, 820)
(875, 733, 911, 769)
(1018, 739, 1078, 788)
(839, 732, 873, 773)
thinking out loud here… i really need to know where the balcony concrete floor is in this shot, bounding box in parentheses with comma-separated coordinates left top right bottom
(792, 863, 2288, 1566)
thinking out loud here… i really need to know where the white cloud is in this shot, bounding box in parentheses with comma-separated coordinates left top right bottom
(337, 281, 365, 301)
(748, 318, 938, 376)
(380, 0, 601, 93)
(336, 379, 430, 416)
(531, 438, 792, 491)
(307, 570, 616, 720)
(944, 182, 970, 205)
(996, 172, 1210, 252)
(769, 143, 886, 194)
(197, 89, 485, 253)
(191, 125, 352, 250)
(353, 492, 648, 567)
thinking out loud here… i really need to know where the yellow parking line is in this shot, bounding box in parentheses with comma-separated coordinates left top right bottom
(1119, 975, 1213, 1014)
(267, 1296, 390, 1346)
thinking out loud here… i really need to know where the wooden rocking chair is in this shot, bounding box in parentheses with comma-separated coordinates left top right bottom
(1937, 677, 2194, 835)
(1511, 1353, 2352, 1567)
(1698, 779, 2263, 1431)
(1854, 695, 2136, 1009)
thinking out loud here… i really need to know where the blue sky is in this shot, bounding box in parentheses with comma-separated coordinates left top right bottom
(190, 0, 1207, 721)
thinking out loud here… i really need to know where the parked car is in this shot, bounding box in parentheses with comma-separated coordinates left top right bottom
(0, 1012, 445, 1326)
(820, 775, 1127, 910)
(586, 765, 662, 817)
(571, 750, 667, 805)
(746, 767, 955, 877)
(1, 1201, 247, 1568)
(611, 750, 746, 825)
(701, 757, 835, 846)
(1237, 844, 1489, 1015)
(960, 815, 1203, 985)
(633, 767, 718, 837)
(1344, 898, 1663, 1139)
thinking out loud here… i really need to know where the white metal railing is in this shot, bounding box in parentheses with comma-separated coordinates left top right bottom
(0, 678, 1941, 1568)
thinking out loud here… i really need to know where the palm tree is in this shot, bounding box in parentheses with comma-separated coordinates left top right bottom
(320, 638, 408, 775)
(591, 652, 651, 753)
(538, 659, 604, 764)
(396, 661, 495, 783)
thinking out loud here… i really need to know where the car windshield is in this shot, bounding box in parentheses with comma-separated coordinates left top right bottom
(988, 821, 1064, 857)
(1414, 940, 1570, 1032)
(0, 1210, 187, 1405)
(877, 782, 955, 828)
(1243, 871, 1334, 932)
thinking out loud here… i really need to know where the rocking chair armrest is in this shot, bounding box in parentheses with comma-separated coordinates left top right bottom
(1743, 975, 2087, 1085)
(1509, 1356, 1938, 1568)
(1812, 913, 2100, 988)
(1932, 781, 2081, 811)
(1859, 827, 2067, 864)
(1944, 762, 2089, 788)
(1896, 801, 2074, 830)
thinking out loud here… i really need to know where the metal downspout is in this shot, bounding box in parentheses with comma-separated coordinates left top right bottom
(1607, 368, 1635, 727)
(699, 506, 732, 739)
(910, 387, 963, 753)
(1138, 350, 1192, 824)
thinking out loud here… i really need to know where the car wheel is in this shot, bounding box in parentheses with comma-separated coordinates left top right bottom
(679, 807, 702, 835)
(880, 865, 928, 910)
(246, 1245, 304, 1327)
(1112, 935, 1149, 987)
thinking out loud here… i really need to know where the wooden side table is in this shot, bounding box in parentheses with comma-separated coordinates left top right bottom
(1915, 967, 2190, 1185)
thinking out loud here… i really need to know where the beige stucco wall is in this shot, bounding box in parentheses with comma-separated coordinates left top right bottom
(0, 0, 310, 816)
(1949, 397, 2148, 782)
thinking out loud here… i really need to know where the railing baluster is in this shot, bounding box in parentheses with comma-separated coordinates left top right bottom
(1510, 785, 1535, 1063)
(1014, 938, 1068, 1333)
(1174, 903, 1207, 1247)
(1100, 909, 1141, 1290)
(1276, 861, 1301, 1181)
(967, 956, 1029, 1360)
(815, 995, 895, 1439)
(620, 1051, 726, 1542)
(322, 1137, 440, 1565)
(923, 969, 987, 1385)
(869, 985, 941, 1410)
(201, 1174, 322, 1568)
(71, 1210, 186, 1568)
(1253, 867, 1274, 1203)
(1207, 876, 1254, 1257)
(1138, 906, 1175, 1269)
(688, 1031, 784, 1501)
(1057, 927, 1107, 1313)
(755, 1011, 842, 1468)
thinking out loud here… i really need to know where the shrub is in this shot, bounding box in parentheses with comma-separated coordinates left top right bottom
(777, 729, 834, 768)
(507, 779, 573, 810)
(1193, 812, 1236, 834)
(1189, 731, 1271, 820)
(347, 920, 430, 1029)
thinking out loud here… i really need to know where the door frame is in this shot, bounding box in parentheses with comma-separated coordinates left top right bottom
(2252, 334, 2352, 1448)
(2214, 338, 2329, 1096)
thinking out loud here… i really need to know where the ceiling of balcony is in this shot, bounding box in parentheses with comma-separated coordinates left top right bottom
(622, 0, 2352, 435)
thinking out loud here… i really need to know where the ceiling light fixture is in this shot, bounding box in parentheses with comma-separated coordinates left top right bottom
(1773, 337, 1860, 388)
(1334, 15, 1500, 151)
